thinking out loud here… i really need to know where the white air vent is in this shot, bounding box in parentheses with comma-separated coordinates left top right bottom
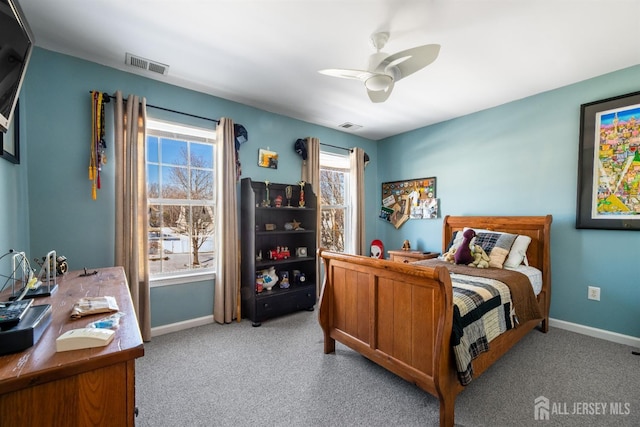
(125, 53, 169, 76)
(338, 122, 362, 131)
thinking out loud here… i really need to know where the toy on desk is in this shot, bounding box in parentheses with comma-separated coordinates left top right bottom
(7, 250, 59, 300)
(34, 253, 68, 276)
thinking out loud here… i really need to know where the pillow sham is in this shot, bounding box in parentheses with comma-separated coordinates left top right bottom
(473, 231, 517, 269)
(446, 227, 529, 268)
(503, 234, 531, 268)
(462, 227, 531, 267)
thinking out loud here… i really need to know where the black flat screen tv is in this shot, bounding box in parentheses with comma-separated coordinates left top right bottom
(0, 0, 33, 133)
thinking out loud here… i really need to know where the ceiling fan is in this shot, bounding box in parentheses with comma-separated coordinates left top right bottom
(319, 32, 440, 103)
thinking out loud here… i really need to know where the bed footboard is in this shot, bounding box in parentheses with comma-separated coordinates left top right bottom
(318, 249, 459, 426)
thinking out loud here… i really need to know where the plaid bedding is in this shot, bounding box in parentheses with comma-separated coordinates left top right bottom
(412, 258, 542, 386)
(450, 273, 515, 385)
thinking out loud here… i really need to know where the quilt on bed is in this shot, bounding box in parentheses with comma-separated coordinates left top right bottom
(413, 259, 542, 385)
(450, 273, 513, 385)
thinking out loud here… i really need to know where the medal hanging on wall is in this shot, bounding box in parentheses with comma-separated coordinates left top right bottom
(89, 91, 107, 200)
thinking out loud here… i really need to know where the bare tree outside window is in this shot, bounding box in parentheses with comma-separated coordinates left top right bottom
(146, 122, 216, 277)
(165, 147, 214, 266)
(320, 152, 350, 253)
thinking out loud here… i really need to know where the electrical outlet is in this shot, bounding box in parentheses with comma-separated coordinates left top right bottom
(588, 286, 601, 301)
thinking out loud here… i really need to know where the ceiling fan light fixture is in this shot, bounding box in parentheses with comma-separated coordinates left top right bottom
(365, 74, 392, 91)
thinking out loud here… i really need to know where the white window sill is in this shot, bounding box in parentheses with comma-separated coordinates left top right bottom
(150, 271, 216, 288)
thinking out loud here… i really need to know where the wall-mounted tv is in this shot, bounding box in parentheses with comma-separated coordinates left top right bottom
(0, 0, 34, 133)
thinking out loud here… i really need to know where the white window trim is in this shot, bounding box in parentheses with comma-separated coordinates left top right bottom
(320, 151, 352, 254)
(146, 119, 217, 285)
(150, 271, 216, 288)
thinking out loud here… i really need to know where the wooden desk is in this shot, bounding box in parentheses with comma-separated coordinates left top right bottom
(388, 250, 439, 264)
(0, 267, 144, 427)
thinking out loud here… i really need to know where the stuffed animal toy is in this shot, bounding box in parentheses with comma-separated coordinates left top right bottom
(454, 229, 476, 265)
(370, 239, 384, 259)
(468, 244, 490, 268)
(442, 246, 456, 263)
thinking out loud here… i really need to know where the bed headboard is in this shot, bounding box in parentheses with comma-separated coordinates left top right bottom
(442, 215, 552, 271)
(442, 215, 552, 332)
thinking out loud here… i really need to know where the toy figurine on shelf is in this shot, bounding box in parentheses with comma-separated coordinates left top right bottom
(262, 180, 271, 207)
(268, 246, 291, 260)
(298, 181, 305, 207)
(256, 274, 264, 293)
(285, 185, 293, 207)
(279, 271, 290, 289)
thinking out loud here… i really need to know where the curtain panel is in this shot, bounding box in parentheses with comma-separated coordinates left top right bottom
(349, 147, 366, 255)
(214, 118, 239, 324)
(301, 137, 320, 295)
(113, 91, 151, 341)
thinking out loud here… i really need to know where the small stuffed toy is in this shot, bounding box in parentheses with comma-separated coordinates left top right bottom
(469, 245, 490, 268)
(442, 246, 456, 263)
(454, 229, 476, 265)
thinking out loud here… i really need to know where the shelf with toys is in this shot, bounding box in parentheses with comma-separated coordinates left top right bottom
(240, 178, 317, 327)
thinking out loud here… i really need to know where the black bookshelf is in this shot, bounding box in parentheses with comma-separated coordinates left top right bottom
(240, 178, 317, 326)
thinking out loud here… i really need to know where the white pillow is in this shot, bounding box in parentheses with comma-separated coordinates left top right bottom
(503, 235, 531, 268)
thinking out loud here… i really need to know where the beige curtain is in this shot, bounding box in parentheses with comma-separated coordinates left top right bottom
(302, 137, 320, 195)
(349, 147, 366, 255)
(113, 91, 151, 341)
(214, 118, 239, 324)
(302, 137, 320, 294)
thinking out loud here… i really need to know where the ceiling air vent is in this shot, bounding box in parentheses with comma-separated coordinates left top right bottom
(125, 53, 169, 76)
(338, 122, 362, 131)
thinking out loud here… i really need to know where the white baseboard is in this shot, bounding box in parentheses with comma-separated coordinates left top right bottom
(151, 315, 214, 337)
(550, 318, 640, 348)
(149, 315, 640, 348)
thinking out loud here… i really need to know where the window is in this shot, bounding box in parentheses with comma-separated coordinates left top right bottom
(146, 119, 216, 281)
(320, 151, 351, 253)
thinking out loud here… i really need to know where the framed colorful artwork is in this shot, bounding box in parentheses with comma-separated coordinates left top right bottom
(576, 91, 640, 230)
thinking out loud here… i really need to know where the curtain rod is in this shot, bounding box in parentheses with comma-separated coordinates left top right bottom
(90, 91, 220, 124)
(320, 142, 353, 153)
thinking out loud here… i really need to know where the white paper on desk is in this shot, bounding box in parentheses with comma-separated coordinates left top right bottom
(70, 296, 119, 319)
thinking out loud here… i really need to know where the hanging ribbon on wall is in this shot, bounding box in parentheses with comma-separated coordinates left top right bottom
(89, 91, 108, 199)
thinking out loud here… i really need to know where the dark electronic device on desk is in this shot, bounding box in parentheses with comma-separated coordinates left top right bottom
(0, 298, 33, 330)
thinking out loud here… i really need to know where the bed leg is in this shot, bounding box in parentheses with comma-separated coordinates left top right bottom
(540, 318, 549, 333)
(324, 334, 335, 354)
(439, 396, 455, 427)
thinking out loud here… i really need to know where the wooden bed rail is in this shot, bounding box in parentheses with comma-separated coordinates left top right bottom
(317, 249, 458, 425)
(316, 215, 551, 426)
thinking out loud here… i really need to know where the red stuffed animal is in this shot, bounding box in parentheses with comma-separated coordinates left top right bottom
(454, 229, 476, 265)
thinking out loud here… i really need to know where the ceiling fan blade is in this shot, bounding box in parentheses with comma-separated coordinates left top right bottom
(367, 79, 394, 103)
(318, 68, 376, 82)
(378, 44, 440, 81)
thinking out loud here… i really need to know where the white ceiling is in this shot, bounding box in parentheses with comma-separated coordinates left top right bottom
(18, 0, 640, 140)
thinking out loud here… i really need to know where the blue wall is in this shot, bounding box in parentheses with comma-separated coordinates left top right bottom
(378, 65, 640, 338)
(15, 48, 376, 327)
(0, 104, 30, 280)
(2, 46, 637, 338)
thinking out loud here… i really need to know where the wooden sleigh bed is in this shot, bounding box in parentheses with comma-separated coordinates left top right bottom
(317, 215, 552, 427)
